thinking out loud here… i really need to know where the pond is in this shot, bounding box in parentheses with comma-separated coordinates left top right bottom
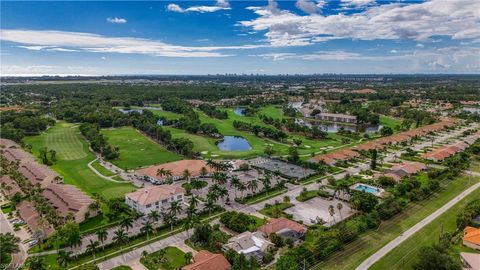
(234, 107, 246, 116)
(216, 136, 252, 151)
(302, 119, 380, 133)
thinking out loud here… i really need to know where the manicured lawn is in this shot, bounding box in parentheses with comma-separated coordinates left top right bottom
(140, 246, 187, 270)
(260, 202, 294, 218)
(312, 175, 480, 270)
(380, 115, 402, 130)
(102, 127, 181, 170)
(469, 159, 480, 173)
(371, 187, 480, 270)
(150, 109, 183, 120)
(258, 105, 284, 119)
(111, 266, 133, 270)
(23, 122, 136, 199)
(91, 160, 116, 177)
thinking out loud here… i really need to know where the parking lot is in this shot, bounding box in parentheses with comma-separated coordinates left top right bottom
(285, 197, 354, 226)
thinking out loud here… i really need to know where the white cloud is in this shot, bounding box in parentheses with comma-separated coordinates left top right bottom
(106, 17, 127, 24)
(390, 49, 397, 53)
(296, 0, 319, 14)
(1, 29, 267, 57)
(240, 0, 480, 47)
(416, 43, 424, 48)
(341, 0, 376, 7)
(101, 56, 106, 60)
(167, 0, 230, 13)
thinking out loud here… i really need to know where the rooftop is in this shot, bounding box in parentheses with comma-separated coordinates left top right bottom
(126, 185, 185, 206)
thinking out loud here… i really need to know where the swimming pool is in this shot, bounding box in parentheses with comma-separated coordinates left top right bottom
(350, 183, 384, 197)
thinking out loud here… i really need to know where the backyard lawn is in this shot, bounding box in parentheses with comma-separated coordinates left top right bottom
(140, 246, 187, 270)
(312, 175, 480, 270)
(371, 187, 480, 270)
(102, 127, 181, 170)
(380, 115, 402, 130)
(23, 121, 136, 199)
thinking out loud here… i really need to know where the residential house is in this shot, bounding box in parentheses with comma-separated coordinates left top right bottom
(17, 201, 54, 237)
(182, 250, 231, 270)
(1, 147, 35, 164)
(222, 231, 273, 260)
(0, 175, 24, 199)
(19, 161, 59, 188)
(315, 113, 357, 124)
(42, 183, 97, 223)
(309, 148, 360, 166)
(125, 185, 185, 214)
(135, 160, 213, 184)
(463, 226, 480, 250)
(460, 252, 480, 270)
(258, 217, 306, 241)
(381, 161, 427, 181)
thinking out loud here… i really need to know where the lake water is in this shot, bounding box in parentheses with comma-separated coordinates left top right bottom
(234, 107, 246, 116)
(302, 119, 380, 133)
(217, 136, 252, 151)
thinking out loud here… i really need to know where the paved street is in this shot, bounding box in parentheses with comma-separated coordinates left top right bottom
(356, 182, 480, 270)
(0, 210, 27, 269)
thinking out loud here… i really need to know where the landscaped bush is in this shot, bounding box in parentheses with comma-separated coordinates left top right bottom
(140, 247, 187, 270)
(188, 223, 230, 253)
(220, 211, 263, 233)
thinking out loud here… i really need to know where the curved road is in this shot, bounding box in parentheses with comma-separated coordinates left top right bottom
(356, 180, 480, 270)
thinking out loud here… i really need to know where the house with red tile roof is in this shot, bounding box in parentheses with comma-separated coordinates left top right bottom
(258, 217, 306, 241)
(125, 185, 185, 214)
(42, 183, 97, 223)
(182, 250, 231, 270)
(135, 160, 213, 184)
(17, 201, 54, 237)
(460, 252, 480, 270)
(463, 226, 480, 250)
(19, 161, 59, 188)
(0, 175, 24, 199)
(381, 161, 427, 181)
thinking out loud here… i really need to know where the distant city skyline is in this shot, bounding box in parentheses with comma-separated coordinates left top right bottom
(1, 0, 479, 75)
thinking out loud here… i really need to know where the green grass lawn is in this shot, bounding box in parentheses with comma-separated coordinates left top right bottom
(371, 187, 480, 270)
(380, 115, 402, 130)
(469, 159, 480, 173)
(102, 127, 181, 170)
(312, 175, 480, 270)
(260, 202, 294, 218)
(140, 246, 187, 270)
(23, 121, 136, 199)
(91, 160, 116, 177)
(150, 109, 183, 120)
(111, 266, 133, 270)
(258, 105, 284, 119)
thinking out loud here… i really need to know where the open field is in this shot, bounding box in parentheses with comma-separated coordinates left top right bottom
(380, 115, 402, 130)
(370, 187, 480, 270)
(102, 127, 181, 170)
(149, 109, 183, 120)
(258, 105, 284, 119)
(23, 122, 136, 199)
(91, 160, 116, 177)
(163, 108, 348, 159)
(312, 175, 480, 270)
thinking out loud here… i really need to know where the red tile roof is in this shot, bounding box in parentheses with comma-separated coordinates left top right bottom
(136, 160, 213, 179)
(258, 217, 306, 235)
(182, 251, 231, 270)
(126, 185, 185, 206)
(463, 226, 480, 246)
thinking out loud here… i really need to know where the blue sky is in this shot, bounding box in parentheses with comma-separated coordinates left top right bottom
(1, 0, 479, 75)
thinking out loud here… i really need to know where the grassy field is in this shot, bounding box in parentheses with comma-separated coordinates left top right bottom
(102, 127, 181, 170)
(258, 105, 284, 119)
(140, 246, 187, 270)
(370, 187, 480, 270)
(163, 108, 347, 159)
(23, 122, 135, 199)
(91, 160, 116, 177)
(312, 175, 480, 270)
(149, 109, 183, 120)
(380, 115, 402, 130)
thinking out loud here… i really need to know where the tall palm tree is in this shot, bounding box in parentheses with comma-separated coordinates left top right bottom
(120, 216, 134, 232)
(261, 175, 272, 195)
(96, 229, 108, 250)
(230, 176, 240, 199)
(141, 220, 154, 240)
(86, 239, 100, 263)
(238, 182, 246, 199)
(204, 198, 216, 217)
(188, 195, 199, 209)
(199, 166, 208, 179)
(336, 202, 343, 220)
(328, 205, 336, 226)
(182, 169, 192, 182)
(56, 250, 72, 268)
(212, 172, 227, 185)
(113, 229, 128, 247)
(206, 159, 220, 172)
(217, 186, 228, 205)
(147, 210, 160, 224)
(247, 179, 258, 195)
(156, 168, 167, 179)
(169, 201, 182, 217)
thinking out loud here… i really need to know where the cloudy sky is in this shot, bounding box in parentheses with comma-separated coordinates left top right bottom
(1, 0, 479, 75)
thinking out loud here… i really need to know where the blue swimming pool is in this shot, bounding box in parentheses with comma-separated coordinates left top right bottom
(353, 184, 381, 196)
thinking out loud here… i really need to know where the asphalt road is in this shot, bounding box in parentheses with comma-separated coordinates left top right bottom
(356, 181, 480, 270)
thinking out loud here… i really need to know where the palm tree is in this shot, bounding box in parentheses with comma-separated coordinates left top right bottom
(96, 229, 108, 250)
(230, 176, 240, 199)
(337, 202, 343, 220)
(164, 170, 173, 183)
(188, 195, 199, 209)
(86, 239, 100, 263)
(206, 159, 220, 172)
(156, 168, 167, 179)
(182, 169, 192, 182)
(238, 182, 246, 199)
(205, 198, 216, 217)
(56, 250, 72, 268)
(169, 201, 182, 216)
(120, 216, 134, 232)
(212, 172, 227, 185)
(261, 174, 272, 195)
(217, 186, 228, 205)
(328, 205, 336, 226)
(184, 252, 193, 264)
(147, 210, 161, 224)
(162, 212, 177, 232)
(247, 179, 258, 195)
(199, 166, 208, 179)
(141, 220, 154, 240)
(113, 229, 128, 246)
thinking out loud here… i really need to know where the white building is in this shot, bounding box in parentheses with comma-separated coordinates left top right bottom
(222, 231, 273, 260)
(125, 185, 185, 214)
